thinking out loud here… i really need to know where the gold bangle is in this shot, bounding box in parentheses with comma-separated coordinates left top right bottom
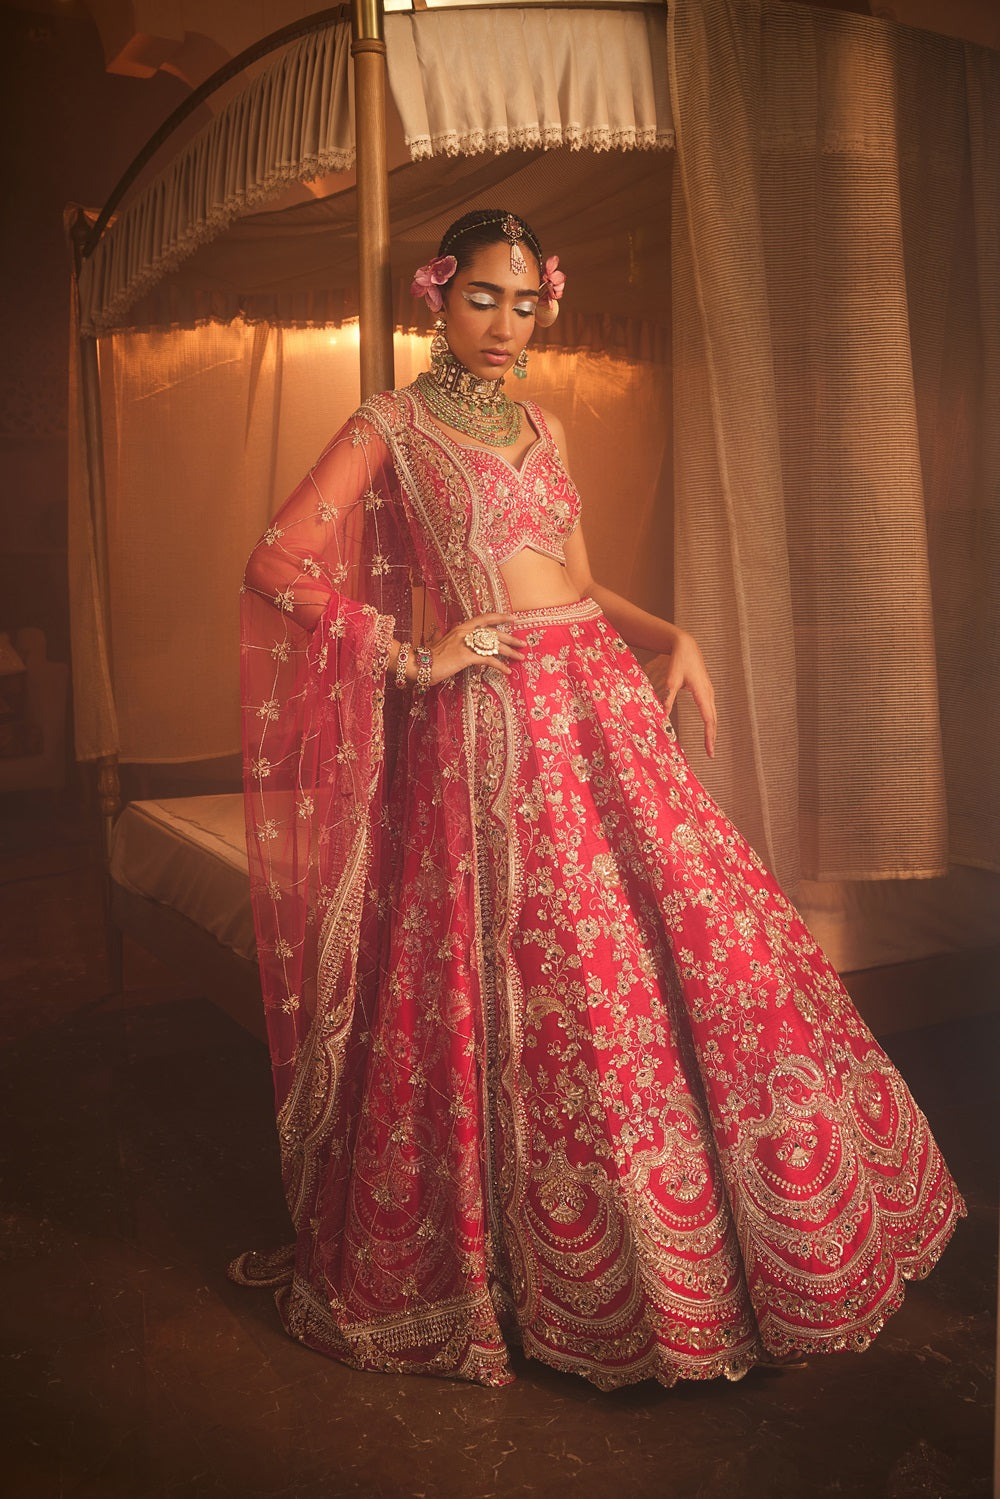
(415, 646, 433, 693)
(394, 641, 412, 689)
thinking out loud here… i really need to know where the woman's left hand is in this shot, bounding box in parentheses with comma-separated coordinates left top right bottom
(645, 630, 718, 758)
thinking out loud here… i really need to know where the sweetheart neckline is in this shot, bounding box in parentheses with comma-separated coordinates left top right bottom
(443, 432, 544, 481)
(417, 399, 547, 480)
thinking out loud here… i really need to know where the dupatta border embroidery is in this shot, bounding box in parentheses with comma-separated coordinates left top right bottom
(360, 386, 538, 1316)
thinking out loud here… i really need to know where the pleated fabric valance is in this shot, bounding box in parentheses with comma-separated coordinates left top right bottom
(79, 23, 355, 336)
(386, 7, 673, 160)
(77, 7, 673, 337)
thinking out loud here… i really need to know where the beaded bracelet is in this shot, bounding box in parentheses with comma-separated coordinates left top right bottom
(415, 645, 433, 694)
(394, 641, 412, 689)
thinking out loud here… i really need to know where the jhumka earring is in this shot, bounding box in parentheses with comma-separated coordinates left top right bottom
(513, 348, 529, 380)
(430, 317, 450, 379)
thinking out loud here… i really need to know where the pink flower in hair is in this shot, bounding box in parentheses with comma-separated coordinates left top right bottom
(538, 255, 566, 305)
(410, 254, 458, 312)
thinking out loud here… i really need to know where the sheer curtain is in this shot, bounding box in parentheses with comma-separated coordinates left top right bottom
(99, 323, 358, 762)
(96, 324, 670, 763)
(668, 0, 999, 901)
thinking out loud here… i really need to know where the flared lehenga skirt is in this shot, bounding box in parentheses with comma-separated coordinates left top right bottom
(464, 596, 963, 1387)
(233, 596, 965, 1390)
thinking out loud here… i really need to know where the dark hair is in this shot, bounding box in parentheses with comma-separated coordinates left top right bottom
(436, 210, 543, 283)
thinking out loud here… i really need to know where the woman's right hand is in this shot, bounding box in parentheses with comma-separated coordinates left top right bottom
(427, 613, 527, 684)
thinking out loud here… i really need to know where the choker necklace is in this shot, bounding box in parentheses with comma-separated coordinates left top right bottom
(417, 335, 521, 448)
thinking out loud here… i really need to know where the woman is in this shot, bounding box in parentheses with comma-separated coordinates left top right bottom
(232, 210, 964, 1391)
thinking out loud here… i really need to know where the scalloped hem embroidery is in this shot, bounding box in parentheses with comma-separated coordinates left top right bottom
(228, 1190, 965, 1391)
(511, 1192, 968, 1393)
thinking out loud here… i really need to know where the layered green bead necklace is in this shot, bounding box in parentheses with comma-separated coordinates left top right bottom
(416, 322, 521, 447)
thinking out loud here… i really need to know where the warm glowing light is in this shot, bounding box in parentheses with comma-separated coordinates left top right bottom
(321, 321, 362, 347)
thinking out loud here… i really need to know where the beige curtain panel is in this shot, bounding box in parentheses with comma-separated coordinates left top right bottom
(669, 0, 999, 890)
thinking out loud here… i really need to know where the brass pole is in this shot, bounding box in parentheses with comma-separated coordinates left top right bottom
(69, 210, 123, 991)
(76, 329, 123, 850)
(79, 336, 112, 631)
(70, 214, 113, 647)
(351, 0, 394, 398)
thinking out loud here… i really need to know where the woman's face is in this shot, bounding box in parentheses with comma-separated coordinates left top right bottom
(440, 238, 541, 382)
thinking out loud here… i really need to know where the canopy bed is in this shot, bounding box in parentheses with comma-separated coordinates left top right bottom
(67, 0, 1000, 1042)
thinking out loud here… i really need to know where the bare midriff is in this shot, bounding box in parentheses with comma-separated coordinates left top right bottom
(497, 547, 581, 611)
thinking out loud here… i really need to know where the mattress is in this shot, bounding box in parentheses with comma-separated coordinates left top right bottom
(110, 794, 255, 961)
(109, 794, 999, 977)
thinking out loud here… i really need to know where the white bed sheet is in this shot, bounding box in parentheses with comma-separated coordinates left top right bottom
(109, 794, 998, 977)
(110, 795, 256, 962)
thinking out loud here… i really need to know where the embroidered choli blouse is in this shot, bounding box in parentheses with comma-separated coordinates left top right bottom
(427, 400, 581, 569)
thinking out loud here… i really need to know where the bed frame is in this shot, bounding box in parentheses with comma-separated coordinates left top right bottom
(81, 1, 394, 1041)
(110, 880, 266, 1042)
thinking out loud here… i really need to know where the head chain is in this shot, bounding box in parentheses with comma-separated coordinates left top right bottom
(440, 212, 543, 272)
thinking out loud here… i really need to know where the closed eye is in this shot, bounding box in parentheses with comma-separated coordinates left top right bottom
(462, 291, 538, 319)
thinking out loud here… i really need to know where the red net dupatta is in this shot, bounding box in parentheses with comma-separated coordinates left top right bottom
(235, 402, 509, 1384)
(239, 413, 411, 1217)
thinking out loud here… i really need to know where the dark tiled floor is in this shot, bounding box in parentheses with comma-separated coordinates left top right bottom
(1, 793, 997, 1499)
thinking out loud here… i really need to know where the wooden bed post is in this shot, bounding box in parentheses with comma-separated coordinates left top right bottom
(351, 0, 394, 399)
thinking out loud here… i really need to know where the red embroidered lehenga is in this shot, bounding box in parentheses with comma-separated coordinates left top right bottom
(232, 382, 965, 1390)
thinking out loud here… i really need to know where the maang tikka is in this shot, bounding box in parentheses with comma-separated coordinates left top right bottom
(502, 213, 529, 276)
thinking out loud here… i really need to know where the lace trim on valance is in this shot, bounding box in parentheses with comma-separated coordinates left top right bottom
(406, 123, 675, 162)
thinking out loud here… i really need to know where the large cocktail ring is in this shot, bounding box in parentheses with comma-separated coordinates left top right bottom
(464, 625, 502, 657)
